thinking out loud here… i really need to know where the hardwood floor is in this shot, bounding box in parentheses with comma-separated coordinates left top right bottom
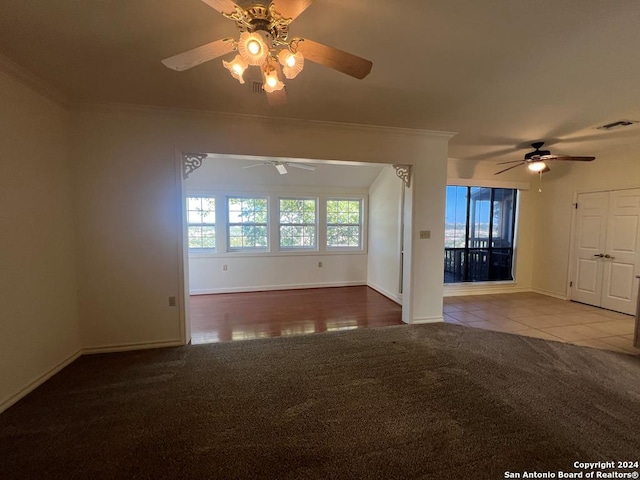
(190, 286, 403, 344)
(191, 287, 639, 356)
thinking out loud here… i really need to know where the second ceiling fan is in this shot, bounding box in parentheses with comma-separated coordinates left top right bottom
(495, 142, 595, 175)
(161, 0, 373, 105)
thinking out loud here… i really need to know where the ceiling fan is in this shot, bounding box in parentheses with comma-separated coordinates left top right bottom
(161, 0, 373, 105)
(494, 142, 596, 175)
(243, 160, 316, 174)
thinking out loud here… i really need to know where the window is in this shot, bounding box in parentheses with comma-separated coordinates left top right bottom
(227, 196, 268, 250)
(187, 196, 216, 250)
(444, 186, 517, 283)
(279, 198, 317, 249)
(326, 199, 362, 248)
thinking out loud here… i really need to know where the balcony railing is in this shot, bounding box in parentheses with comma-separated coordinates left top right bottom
(444, 247, 514, 283)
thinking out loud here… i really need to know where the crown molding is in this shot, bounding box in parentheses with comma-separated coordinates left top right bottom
(70, 101, 457, 140)
(0, 53, 68, 107)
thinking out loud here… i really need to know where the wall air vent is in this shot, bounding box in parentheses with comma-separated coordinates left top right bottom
(596, 120, 639, 130)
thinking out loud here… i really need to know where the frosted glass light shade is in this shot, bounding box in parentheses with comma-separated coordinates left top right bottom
(237, 32, 269, 66)
(263, 67, 285, 93)
(278, 50, 304, 79)
(528, 161, 547, 172)
(223, 55, 248, 84)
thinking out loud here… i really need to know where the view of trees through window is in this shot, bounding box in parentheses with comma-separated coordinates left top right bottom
(187, 197, 216, 250)
(187, 195, 365, 253)
(279, 198, 317, 248)
(444, 186, 517, 283)
(228, 197, 268, 249)
(327, 199, 361, 248)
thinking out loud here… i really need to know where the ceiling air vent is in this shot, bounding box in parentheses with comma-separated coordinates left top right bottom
(252, 82, 265, 94)
(596, 120, 639, 130)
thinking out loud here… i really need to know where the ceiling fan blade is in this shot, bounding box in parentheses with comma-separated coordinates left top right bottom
(162, 38, 235, 71)
(200, 0, 240, 15)
(546, 155, 596, 162)
(295, 38, 372, 79)
(287, 162, 316, 171)
(271, 0, 313, 21)
(494, 164, 524, 175)
(496, 160, 526, 165)
(242, 162, 270, 169)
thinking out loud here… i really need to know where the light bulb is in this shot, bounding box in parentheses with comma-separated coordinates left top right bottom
(266, 76, 277, 88)
(223, 55, 248, 84)
(247, 40, 261, 55)
(278, 49, 304, 79)
(237, 32, 269, 66)
(527, 161, 547, 172)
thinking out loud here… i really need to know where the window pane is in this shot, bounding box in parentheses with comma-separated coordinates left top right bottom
(187, 196, 216, 250)
(279, 198, 317, 249)
(327, 225, 360, 248)
(327, 199, 360, 225)
(326, 199, 362, 248)
(228, 196, 269, 250)
(445, 186, 467, 249)
(444, 187, 516, 283)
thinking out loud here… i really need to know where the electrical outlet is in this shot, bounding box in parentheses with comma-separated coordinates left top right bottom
(419, 230, 431, 239)
(318, 261, 323, 268)
(168, 296, 177, 307)
(223, 264, 228, 271)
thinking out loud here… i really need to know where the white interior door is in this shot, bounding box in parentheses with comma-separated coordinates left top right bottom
(571, 192, 608, 306)
(600, 189, 640, 314)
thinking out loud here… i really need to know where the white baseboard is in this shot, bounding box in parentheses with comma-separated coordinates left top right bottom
(82, 339, 184, 355)
(366, 282, 402, 305)
(190, 281, 366, 295)
(444, 283, 530, 297)
(411, 316, 444, 324)
(531, 288, 569, 300)
(0, 349, 82, 414)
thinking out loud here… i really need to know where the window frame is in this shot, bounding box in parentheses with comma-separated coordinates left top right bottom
(444, 186, 517, 284)
(325, 197, 364, 250)
(186, 195, 217, 252)
(226, 195, 270, 252)
(278, 197, 318, 251)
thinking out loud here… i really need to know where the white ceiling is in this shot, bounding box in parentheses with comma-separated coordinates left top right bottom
(2, 0, 640, 165)
(186, 154, 386, 189)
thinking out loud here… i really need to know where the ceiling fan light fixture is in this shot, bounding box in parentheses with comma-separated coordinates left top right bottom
(262, 65, 285, 93)
(222, 54, 248, 84)
(237, 32, 269, 66)
(274, 162, 288, 174)
(527, 161, 547, 172)
(278, 49, 304, 79)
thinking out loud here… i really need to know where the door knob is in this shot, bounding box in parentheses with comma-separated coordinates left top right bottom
(593, 253, 604, 257)
(604, 254, 615, 259)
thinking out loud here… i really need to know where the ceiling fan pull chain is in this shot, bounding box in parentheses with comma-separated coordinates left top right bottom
(538, 171, 543, 193)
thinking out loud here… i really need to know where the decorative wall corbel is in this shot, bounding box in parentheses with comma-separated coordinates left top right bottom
(393, 164, 412, 188)
(183, 153, 207, 179)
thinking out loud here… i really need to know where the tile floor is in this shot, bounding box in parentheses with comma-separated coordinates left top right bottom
(443, 292, 639, 355)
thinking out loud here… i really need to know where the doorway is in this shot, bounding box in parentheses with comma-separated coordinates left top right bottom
(571, 188, 640, 315)
(179, 153, 409, 343)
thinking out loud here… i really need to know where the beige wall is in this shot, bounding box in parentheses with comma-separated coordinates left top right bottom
(531, 144, 640, 298)
(367, 166, 403, 303)
(0, 71, 80, 411)
(70, 105, 452, 348)
(445, 158, 535, 296)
